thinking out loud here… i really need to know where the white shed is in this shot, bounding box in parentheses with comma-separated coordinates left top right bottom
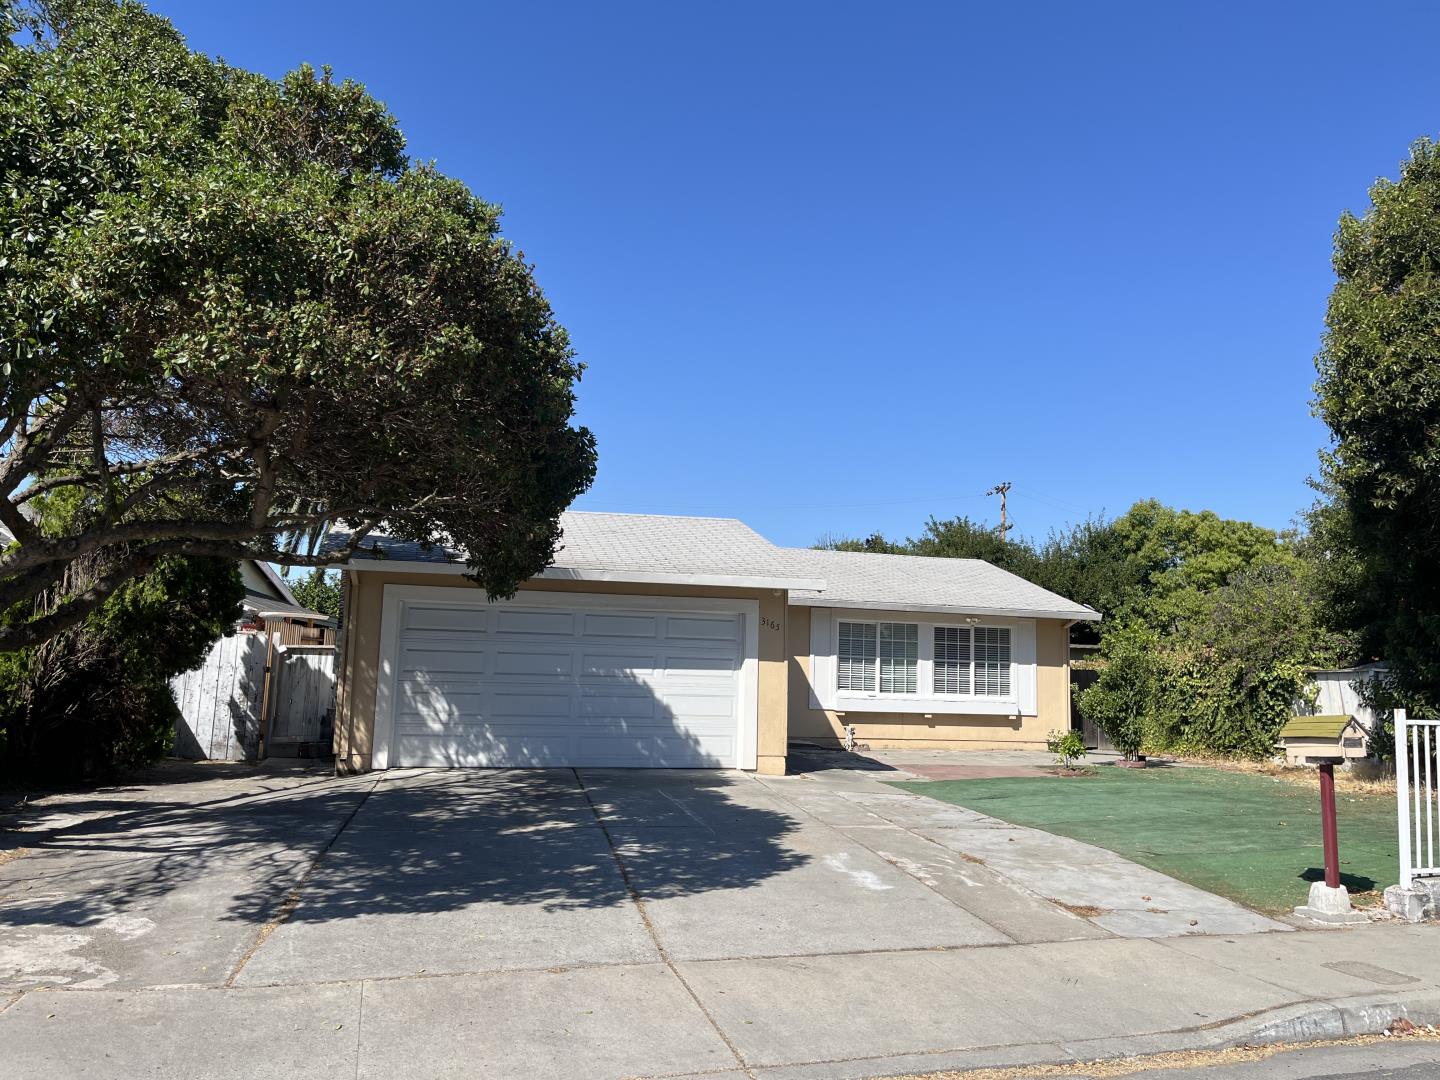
(1291, 662, 1387, 757)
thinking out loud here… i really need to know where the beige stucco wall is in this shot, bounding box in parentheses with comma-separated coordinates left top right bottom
(785, 606, 1073, 750)
(334, 572, 789, 775)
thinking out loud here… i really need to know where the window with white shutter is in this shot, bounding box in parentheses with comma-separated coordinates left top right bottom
(837, 621, 877, 691)
(933, 626, 972, 694)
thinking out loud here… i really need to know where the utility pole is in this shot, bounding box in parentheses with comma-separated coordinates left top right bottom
(986, 482, 1012, 540)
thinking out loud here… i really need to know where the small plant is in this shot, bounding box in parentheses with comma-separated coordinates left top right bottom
(1047, 729, 1087, 771)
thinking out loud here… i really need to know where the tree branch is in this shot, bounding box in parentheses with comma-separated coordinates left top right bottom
(0, 554, 156, 654)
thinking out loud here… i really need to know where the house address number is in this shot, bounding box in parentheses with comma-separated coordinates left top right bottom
(760, 616, 781, 632)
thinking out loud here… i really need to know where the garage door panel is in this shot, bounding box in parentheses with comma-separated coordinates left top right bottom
(659, 692, 737, 720)
(397, 689, 485, 718)
(578, 692, 658, 719)
(487, 690, 574, 718)
(665, 615, 741, 641)
(580, 652, 659, 679)
(495, 609, 576, 636)
(658, 652, 736, 682)
(384, 595, 745, 769)
(391, 731, 572, 768)
(403, 605, 489, 633)
(493, 649, 574, 676)
(576, 733, 729, 767)
(580, 613, 659, 638)
(399, 646, 487, 675)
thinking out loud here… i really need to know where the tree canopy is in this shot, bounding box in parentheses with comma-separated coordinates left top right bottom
(289, 567, 342, 621)
(1312, 137, 1440, 711)
(0, 0, 596, 651)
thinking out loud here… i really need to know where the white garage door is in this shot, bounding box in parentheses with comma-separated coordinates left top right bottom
(376, 589, 750, 768)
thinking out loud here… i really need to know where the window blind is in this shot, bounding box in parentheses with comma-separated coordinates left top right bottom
(933, 625, 972, 694)
(973, 626, 1012, 697)
(878, 622, 918, 694)
(837, 621, 877, 691)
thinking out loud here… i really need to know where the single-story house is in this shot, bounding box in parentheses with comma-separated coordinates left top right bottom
(329, 512, 1099, 775)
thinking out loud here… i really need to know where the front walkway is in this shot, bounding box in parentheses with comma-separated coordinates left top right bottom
(0, 759, 1436, 1079)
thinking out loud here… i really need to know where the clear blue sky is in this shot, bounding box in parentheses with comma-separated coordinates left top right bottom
(154, 1, 1440, 548)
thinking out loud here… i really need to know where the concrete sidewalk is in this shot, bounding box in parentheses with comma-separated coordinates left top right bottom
(1, 760, 1437, 1080)
(2, 923, 1437, 1079)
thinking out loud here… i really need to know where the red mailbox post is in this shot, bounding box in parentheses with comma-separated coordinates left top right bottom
(1293, 755, 1366, 924)
(1319, 760, 1340, 890)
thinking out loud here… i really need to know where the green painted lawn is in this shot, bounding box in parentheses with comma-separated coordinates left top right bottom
(888, 766, 1400, 914)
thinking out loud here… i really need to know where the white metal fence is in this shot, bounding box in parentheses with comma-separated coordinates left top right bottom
(1396, 708, 1440, 887)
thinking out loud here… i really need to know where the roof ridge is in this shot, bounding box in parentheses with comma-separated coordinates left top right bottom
(562, 509, 751, 526)
(783, 545, 988, 565)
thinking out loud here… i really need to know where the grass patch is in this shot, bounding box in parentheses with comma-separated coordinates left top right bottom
(888, 766, 1400, 914)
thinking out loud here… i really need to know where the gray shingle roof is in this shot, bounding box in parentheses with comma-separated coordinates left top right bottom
(330, 511, 1098, 621)
(782, 548, 1099, 621)
(328, 512, 825, 590)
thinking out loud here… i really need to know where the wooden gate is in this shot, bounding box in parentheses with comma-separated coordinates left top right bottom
(266, 644, 337, 753)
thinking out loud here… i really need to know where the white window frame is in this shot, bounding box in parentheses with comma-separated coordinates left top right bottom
(809, 608, 1036, 716)
(834, 619, 920, 696)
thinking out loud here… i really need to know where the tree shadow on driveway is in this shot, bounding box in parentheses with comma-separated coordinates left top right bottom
(0, 765, 808, 935)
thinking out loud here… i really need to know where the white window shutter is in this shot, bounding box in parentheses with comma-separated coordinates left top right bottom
(1015, 620, 1038, 716)
(809, 608, 834, 710)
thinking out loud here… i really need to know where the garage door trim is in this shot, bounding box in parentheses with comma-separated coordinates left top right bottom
(371, 585, 760, 770)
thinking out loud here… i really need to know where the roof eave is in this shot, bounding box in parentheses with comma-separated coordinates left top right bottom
(249, 559, 301, 607)
(786, 595, 1102, 622)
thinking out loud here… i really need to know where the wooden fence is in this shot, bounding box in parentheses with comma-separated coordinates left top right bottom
(170, 632, 336, 762)
(170, 631, 268, 761)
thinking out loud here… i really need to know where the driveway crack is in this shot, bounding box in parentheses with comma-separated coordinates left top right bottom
(571, 769, 755, 1079)
(224, 776, 381, 987)
(353, 980, 366, 1080)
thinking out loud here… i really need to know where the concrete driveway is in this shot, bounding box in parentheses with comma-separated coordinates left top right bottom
(3, 758, 1431, 1080)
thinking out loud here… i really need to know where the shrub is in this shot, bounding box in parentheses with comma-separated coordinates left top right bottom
(0, 554, 243, 783)
(1078, 627, 1156, 759)
(1046, 729, 1087, 770)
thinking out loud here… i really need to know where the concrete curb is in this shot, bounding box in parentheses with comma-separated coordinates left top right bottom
(743, 991, 1440, 1079)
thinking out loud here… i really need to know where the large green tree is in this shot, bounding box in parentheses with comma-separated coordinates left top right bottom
(1312, 137, 1440, 709)
(0, 0, 596, 652)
